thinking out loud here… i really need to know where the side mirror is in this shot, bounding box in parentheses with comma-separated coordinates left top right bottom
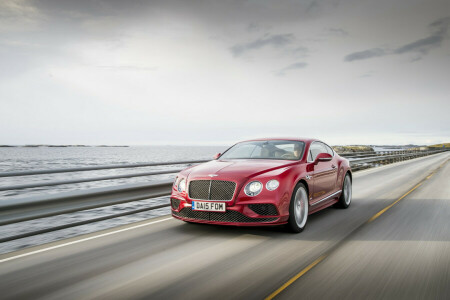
(314, 152, 332, 164)
(213, 153, 221, 160)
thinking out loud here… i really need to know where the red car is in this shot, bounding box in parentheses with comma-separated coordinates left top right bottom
(171, 138, 352, 232)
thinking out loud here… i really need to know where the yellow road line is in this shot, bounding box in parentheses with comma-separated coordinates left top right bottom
(265, 255, 326, 300)
(367, 182, 422, 223)
(265, 158, 449, 299)
(367, 158, 447, 223)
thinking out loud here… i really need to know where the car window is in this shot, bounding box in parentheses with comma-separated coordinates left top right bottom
(323, 143, 334, 156)
(309, 142, 328, 161)
(308, 150, 313, 161)
(250, 146, 262, 158)
(220, 140, 305, 160)
(225, 144, 260, 158)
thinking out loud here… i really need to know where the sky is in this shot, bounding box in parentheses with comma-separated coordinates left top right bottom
(0, 0, 449, 146)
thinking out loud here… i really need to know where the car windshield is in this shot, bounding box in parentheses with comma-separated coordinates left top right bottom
(220, 140, 305, 160)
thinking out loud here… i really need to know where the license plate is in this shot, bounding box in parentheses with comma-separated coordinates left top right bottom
(192, 201, 226, 212)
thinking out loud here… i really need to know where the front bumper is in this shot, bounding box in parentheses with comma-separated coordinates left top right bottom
(170, 198, 288, 226)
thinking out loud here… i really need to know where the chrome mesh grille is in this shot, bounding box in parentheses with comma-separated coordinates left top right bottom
(173, 208, 278, 223)
(188, 180, 210, 199)
(210, 180, 236, 200)
(173, 209, 209, 220)
(188, 180, 236, 201)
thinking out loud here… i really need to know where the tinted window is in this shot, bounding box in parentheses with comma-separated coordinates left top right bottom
(324, 143, 334, 156)
(220, 140, 305, 160)
(308, 151, 313, 161)
(309, 142, 328, 161)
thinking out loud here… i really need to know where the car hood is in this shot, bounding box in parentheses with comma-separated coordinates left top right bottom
(186, 159, 296, 182)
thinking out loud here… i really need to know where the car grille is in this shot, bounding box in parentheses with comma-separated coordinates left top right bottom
(248, 204, 278, 216)
(188, 180, 236, 201)
(172, 208, 278, 223)
(171, 198, 180, 210)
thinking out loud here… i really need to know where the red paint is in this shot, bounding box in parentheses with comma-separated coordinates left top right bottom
(171, 138, 351, 227)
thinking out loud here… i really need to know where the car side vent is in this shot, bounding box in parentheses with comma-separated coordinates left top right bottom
(171, 198, 181, 210)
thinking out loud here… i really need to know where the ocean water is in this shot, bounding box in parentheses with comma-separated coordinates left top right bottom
(0, 146, 226, 198)
(0, 146, 226, 254)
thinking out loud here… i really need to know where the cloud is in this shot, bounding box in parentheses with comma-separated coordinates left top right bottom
(344, 48, 387, 62)
(327, 28, 348, 37)
(293, 46, 309, 57)
(359, 70, 375, 78)
(344, 16, 450, 62)
(97, 65, 157, 71)
(306, 0, 319, 14)
(276, 62, 307, 76)
(394, 35, 443, 56)
(0, 0, 44, 32)
(230, 33, 294, 57)
(394, 16, 450, 56)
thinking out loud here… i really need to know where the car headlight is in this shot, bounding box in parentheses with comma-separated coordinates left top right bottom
(244, 181, 263, 196)
(266, 179, 280, 191)
(178, 178, 186, 192)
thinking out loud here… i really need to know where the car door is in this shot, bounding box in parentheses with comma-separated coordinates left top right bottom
(323, 142, 339, 192)
(309, 142, 337, 204)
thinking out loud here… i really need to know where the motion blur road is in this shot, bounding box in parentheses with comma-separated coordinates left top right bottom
(1, 152, 449, 300)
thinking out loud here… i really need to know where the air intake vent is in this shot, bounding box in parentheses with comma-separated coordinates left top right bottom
(171, 198, 180, 210)
(173, 208, 278, 223)
(248, 204, 278, 216)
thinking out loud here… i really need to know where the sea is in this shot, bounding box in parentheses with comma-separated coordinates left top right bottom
(0, 146, 226, 254)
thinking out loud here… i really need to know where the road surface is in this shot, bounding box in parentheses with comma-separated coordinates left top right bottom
(0, 152, 449, 299)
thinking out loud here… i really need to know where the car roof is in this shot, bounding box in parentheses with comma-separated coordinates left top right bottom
(240, 137, 318, 144)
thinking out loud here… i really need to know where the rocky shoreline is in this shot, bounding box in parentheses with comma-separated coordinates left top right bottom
(332, 145, 374, 153)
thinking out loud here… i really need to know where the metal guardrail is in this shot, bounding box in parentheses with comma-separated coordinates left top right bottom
(0, 169, 183, 192)
(342, 149, 425, 158)
(0, 160, 209, 178)
(0, 149, 448, 243)
(0, 159, 208, 192)
(348, 149, 447, 170)
(0, 180, 173, 226)
(0, 203, 171, 243)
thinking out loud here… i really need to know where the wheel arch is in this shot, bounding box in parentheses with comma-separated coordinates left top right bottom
(346, 170, 352, 182)
(296, 179, 310, 200)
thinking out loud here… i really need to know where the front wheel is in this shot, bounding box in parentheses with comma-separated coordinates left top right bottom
(287, 183, 309, 233)
(336, 173, 352, 208)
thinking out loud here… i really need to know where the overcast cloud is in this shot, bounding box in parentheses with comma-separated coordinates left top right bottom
(0, 0, 449, 146)
(344, 16, 450, 62)
(231, 33, 294, 57)
(276, 62, 308, 76)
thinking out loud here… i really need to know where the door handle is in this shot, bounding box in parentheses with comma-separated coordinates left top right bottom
(331, 164, 336, 169)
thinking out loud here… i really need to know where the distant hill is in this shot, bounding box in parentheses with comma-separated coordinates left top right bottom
(428, 143, 449, 148)
(408, 143, 449, 150)
(333, 145, 374, 153)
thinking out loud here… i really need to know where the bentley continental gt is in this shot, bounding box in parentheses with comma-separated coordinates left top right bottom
(171, 138, 352, 232)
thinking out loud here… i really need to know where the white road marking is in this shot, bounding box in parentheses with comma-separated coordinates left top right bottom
(0, 217, 173, 264)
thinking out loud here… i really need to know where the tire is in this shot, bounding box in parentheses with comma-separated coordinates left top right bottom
(336, 173, 352, 209)
(287, 182, 309, 233)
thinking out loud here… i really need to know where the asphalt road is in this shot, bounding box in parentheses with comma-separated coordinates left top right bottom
(0, 152, 449, 300)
